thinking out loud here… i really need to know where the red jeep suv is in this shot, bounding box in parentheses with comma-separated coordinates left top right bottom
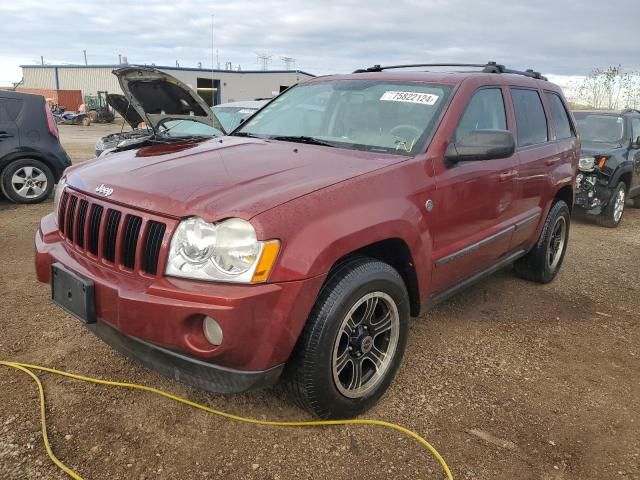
(35, 62, 579, 418)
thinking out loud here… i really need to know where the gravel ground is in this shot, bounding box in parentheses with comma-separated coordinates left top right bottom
(1, 124, 639, 480)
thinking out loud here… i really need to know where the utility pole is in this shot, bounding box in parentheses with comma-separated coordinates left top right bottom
(40, 56, 44, 65)
(211, 13, 215, 109)
(281, 56, 296, 70)
(83, 50, 88, 65)
(256, 52, 272, 71)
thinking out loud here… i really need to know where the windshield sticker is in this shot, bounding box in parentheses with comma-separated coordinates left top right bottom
(238, 109, 255, 114)
(380, 91, 439, 105)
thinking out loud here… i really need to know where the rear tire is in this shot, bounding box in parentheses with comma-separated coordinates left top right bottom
(596, 182, 626, 228)
(283, 257, 409, 419)
(0, 159, 54, 204)
(514, 200, 570, 284)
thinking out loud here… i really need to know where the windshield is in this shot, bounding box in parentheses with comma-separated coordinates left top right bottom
(159, 119, 224, 138)
(214, 106, 260, 132)
(234, 80, 451, 155)
(574, 112, 624, 143)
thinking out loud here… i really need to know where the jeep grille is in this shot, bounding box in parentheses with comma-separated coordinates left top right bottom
(57, 190, 173, 277)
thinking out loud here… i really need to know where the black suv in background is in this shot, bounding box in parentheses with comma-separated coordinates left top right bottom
(0, 91, 71, 204)
(573, 109, 640, 227)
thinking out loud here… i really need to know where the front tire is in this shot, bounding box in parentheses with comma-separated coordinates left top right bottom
(597, 182, 626, 228)
(0, 159, 54, 204)
(283, 257, 409, 419)
(514, 200, 570, 283)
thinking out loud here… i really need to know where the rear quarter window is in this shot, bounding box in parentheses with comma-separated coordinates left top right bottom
(545, 92, 574, 140)
(0, 97, 24, 122)
(511, 88, 548, 147)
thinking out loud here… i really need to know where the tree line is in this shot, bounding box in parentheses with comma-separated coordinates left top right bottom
(572, 66, 640, 110)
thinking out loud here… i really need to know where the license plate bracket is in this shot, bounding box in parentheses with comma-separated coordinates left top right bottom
(51, 263, 96, 324)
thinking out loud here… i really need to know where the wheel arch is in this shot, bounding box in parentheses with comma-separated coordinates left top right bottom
(0, 149, 60, 182)
(554, 183, 574, 212)
(325, 238, 422, 317)
(609, 164, 633, 192)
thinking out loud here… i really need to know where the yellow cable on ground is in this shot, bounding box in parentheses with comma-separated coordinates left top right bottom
(1, 361, 453, 480)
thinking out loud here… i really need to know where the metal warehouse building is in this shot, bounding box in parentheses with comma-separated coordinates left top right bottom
(20, 64, 315, 106)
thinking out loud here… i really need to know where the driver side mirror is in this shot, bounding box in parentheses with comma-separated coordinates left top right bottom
(446, 130, 516, 163)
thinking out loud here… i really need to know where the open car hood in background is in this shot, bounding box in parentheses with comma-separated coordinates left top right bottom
(106, 93, 144, 129)
(112, 67, 225, 133)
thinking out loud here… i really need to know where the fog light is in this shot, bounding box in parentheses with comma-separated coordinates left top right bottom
(203, 316, 223, 346)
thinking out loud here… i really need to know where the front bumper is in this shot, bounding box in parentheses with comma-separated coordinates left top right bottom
(89, 320, 283, 393)
(35, 213, 325, 392)
(575, 172, 614, 214)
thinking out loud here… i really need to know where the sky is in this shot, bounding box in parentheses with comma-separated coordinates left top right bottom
(1, 0, 638, 92)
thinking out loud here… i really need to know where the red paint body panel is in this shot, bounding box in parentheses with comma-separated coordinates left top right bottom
(35, 71, 579, 378)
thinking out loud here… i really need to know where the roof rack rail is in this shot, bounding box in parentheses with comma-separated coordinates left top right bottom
(352, 61, 548, 81)
(622, 108, 640, 115)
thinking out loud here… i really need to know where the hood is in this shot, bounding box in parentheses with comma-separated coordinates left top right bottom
(65, 137, 407, 220)
(580, 141, 625, 155)
(106, 93, 144, 129)
(113, 67, 224, 133)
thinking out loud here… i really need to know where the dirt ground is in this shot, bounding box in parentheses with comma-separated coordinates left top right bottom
(1, 124, 639, 480)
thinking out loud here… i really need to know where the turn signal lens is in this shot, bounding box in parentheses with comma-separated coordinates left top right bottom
(597, 156, 607, 169)
(251, 240, 280, 283)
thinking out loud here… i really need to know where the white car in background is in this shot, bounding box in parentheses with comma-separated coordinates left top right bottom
(213, 100, 268, 132)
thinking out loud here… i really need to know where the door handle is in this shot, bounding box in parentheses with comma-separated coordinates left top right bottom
(545, 157, 560, 166)
(498, 171, 517, 182)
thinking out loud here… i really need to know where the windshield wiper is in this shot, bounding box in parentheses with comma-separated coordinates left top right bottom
(232, 131, 264, 138)
(269, 135, 336, 147)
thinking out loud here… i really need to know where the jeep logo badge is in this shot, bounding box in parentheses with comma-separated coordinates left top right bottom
(95, 184, 114, 197)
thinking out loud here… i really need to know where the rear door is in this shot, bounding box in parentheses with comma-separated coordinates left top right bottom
(508, 88, 557, 249)
(430, 86, 519, 293)
(0, 96, 22, 157)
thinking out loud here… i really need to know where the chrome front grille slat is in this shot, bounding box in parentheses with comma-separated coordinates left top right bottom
(121, 215, 142, 269)
(58, 192, 69, 234)
(75, 200, 89, 248)
(88, 204, 103, 255)
(57, 190, 169, 276)
(103, 209, 121, 262)
(143, 221, 166, 275)
(65, 196, 78, 242)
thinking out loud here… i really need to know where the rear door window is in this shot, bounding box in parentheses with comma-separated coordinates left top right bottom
(545, 92, 573, 139)
(455, 88, 507, 141)
(511, 89, 548, 147)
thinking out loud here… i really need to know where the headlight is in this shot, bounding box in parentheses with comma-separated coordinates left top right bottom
(578, 156, 595, 172)
(53, 176, 67, 222)
(165, 217, 280, 284)
(95, 139, 105, 152)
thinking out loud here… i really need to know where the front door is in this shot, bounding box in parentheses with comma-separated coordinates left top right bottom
(430, 87, 519, 293)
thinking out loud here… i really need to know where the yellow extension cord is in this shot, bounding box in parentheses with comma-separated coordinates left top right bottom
(1, 361, 453, 480)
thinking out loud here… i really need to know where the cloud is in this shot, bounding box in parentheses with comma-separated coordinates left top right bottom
(0, 0, 638, 86)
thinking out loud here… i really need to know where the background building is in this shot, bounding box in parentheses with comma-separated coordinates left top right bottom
(19, 64, 314, 109)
